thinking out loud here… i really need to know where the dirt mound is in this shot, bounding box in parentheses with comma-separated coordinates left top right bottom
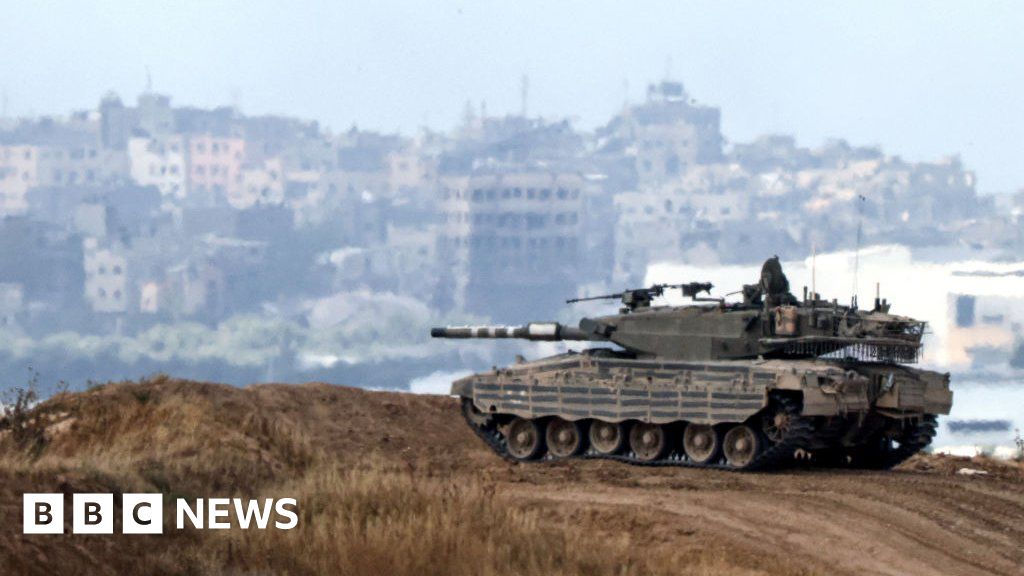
(1, 377, 1022, 575)
(8, 377, 474, 491)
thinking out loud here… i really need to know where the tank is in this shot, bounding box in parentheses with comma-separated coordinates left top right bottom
(431, 257, 952, 471)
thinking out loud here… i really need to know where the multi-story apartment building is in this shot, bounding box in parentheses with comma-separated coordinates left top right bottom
(234, 158, 285, 209)
(602, 80, 724, 187)
(0, 145, 39, 216)
(613, 163, 755, 283)
(128, 135, 188, 200)
(36, 143, 130, 188)
(82, 237, 129, 313)
(136, 92, 174, 137)
(437, 169, 586, 319)
(187, 135, 246, 200)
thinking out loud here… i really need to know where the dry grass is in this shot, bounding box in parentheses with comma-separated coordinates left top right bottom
(1, 377, 737, 576)
(2, 376, 316, 494)
(200, 460, 681, 576)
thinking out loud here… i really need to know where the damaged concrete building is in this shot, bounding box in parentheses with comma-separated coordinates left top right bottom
(436, 169, 590, 320)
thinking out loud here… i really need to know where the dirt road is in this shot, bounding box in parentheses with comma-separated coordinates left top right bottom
(370, 385, 1024, 576)
(494, 460, 1023, 576)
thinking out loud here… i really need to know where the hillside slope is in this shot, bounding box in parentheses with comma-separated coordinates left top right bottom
(1, 377, 1022, 575)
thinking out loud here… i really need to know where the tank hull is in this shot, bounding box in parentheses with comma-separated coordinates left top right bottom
(452, 349, 951, 470)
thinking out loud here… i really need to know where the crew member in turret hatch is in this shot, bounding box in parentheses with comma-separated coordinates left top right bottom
(743, 256, 798, 308)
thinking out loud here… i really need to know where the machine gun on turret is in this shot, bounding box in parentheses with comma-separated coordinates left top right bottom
(566, 282, 714, 311)
(432, 257, 925, 363)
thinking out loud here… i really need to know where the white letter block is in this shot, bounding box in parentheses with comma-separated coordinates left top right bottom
(73, 493, 114, 534)
(123, 494, 163, 534)
(23, 493, 63, 534)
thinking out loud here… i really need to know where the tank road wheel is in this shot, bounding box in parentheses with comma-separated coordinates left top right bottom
(546, 418, 587, 458)
(683, 424, 720, 465)
(589, 420, 627, 455)
(762, 406, 793, 444)
(506, 417, 546, 460)
(723, 425, 761, 469)
(629, 422, 668, 461)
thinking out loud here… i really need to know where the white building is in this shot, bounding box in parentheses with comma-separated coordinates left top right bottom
(233, 158, 285, 209)
(0, 145, 39, 216)
(128, 135, 187, 200)
(83, 238, 128, 313)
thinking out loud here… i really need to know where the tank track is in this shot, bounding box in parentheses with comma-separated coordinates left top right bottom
(461, 396, 816, 472)
(847, 414, 938, 470)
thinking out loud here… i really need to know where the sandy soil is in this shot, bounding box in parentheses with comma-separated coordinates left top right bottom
(318, 384, 1024, 576)
(1, 380, 1021, 575)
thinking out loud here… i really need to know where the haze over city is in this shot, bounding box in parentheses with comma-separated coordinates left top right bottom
(3, 0, 1022, 192)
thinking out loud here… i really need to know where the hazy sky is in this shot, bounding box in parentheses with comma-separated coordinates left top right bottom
(2, 1, 1022, 192)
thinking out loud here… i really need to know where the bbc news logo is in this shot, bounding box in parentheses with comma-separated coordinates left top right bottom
(23, 493, 298, 534)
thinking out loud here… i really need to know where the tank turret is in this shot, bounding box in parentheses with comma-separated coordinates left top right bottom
(433, 257, 951, 471)
(432, 257, 924, 364)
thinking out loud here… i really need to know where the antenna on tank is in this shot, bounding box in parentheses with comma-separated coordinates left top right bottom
(852, 194, 866, 306)
(811, 242, 817, 306)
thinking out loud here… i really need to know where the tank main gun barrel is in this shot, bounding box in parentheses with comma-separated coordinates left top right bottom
(430, 322, 594, 341)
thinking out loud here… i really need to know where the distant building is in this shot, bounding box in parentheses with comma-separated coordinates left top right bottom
(387, 147, 436, 193)
(0, 80, 1007, 343)
(199, 234, 269, 313)
(234, 156, 286, 208)
(165, 259, 226, 318)
(98, 92, 134, 150)
(437, 170, 586, 319)
(731, 135, 815, 173)
(0, 218, 84, 311)
(136, 92, 174, 137)
(946, 292, 1024, 369)
(36, 143, 129, 188)
(325, 225, 437, 295)
(235, 158, 284, 209)
(187, 135, 246, 202)
(442, 114, 584, 174)
(0, 145, 39, 215)
(173, 105, 237, 137)
(128, 135, 188, 200)
(613, 164, 755, 282)
(601, 80, 724, 187)
(240, 114, 321, 163)
(293, 170, 388, 239)
(83, 238, 128, 313)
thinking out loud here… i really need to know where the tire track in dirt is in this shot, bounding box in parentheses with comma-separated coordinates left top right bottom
(496, 461, 1024, 576)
